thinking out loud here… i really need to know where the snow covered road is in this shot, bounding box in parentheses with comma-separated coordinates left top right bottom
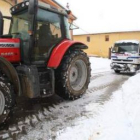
(0, 57, 132, 140)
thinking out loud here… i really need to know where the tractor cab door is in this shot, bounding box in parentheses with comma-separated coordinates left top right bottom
(32, 8, 64, 63)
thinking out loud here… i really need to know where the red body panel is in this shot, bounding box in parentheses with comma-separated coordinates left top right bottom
(0, 38, 20, 62)
(47, 39, 86, 68)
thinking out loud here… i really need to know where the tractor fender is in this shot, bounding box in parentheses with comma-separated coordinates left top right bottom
(0, 56, 21, 96)
(47, 39, 88, 68)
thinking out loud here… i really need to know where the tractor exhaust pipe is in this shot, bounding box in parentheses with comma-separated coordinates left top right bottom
(28, 0, 38, 15)
(0, 11, 3, 37)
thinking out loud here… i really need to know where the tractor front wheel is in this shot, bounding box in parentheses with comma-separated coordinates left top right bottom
(0, 78, 15, 124)
(55, 50, 91, 100)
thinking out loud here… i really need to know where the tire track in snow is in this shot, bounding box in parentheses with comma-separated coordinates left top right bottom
(0, 72, 129, 140)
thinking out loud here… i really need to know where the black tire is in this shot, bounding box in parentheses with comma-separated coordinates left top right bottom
(0, 77, 15, 124)
(114, 70, 120, 73)
(55, 50, 91, 100)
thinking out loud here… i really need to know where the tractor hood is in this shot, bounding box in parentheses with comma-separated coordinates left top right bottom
(0, 38, 20, 62)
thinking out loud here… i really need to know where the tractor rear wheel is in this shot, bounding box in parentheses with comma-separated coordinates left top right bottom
(55, 50, 91, 100)
(0, 77, 15, 124)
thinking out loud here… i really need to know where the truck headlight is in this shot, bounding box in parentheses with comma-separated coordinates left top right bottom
(127, 64, 132, 67)
(128, 64, 136, 68)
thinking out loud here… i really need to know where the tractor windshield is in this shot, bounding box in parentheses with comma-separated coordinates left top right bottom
(112, 43, 139, 54)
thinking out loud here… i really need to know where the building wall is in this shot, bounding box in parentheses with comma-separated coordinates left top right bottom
(74, 32, 140, 58)
(0, 0, 13, 34)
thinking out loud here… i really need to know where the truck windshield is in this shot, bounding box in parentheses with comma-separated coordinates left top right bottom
(112, 43, 139, 54)
(10, 10, 31, 41)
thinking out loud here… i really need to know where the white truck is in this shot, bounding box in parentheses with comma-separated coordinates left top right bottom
(111, 40, 140, 73)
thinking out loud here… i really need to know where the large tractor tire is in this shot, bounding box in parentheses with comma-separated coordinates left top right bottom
(0, 77, 15, 124)
(55, 50, 91, 100)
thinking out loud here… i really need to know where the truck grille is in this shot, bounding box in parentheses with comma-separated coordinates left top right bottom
(113, 59, 133, 62)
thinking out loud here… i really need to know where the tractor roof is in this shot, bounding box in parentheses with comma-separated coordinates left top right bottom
(10, 0, 68, 16)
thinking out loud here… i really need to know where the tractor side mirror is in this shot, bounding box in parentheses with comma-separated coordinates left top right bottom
(28, 0, 38, 15)
(69, 23, 79, 30)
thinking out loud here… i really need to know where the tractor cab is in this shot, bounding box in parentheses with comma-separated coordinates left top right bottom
(10, 0, 71, 65)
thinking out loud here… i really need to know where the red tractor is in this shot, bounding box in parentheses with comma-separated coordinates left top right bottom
(0, 0, 91, 124)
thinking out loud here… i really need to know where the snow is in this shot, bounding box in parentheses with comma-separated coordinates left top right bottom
(115, 40, 140, 44)
(90, 57, 111, 74)
(55, 59, 140, 140)
(18, 57, 140, 140)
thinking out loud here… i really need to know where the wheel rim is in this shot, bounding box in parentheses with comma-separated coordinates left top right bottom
(0, 91, 5, 115)
(69, 59, 87, 91)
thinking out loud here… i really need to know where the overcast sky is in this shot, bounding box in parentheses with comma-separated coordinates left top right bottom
(57, 0, 140, 35)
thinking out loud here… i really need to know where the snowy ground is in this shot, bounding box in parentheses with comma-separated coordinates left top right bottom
(2, 57, 139, 140)
(90, 57, 111, 74)
(55, 58, 140, 140)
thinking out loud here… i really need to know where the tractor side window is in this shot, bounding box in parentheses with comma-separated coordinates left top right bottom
(10, 12, 30, 41)
(10, 11, 31, 64)
(3, 18, 11, 35)
(33, 9, 63, 61)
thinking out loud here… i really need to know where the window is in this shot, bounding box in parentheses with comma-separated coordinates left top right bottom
(10, 11, 31, 40)
(87, 36, 90, 42)
(112, 44, 139, 53)
(3, 18, 10, 35)
(33, 8, 63, 61)
(105, 35, 109, 41)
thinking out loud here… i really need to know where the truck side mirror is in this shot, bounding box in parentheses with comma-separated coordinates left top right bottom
(28, 0, 38, 15)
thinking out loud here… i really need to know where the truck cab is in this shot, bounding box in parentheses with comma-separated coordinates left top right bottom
(111, 40, 140, 73)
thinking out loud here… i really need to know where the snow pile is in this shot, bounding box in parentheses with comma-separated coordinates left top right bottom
(115, 40, 139, 44)
(56, 73, 140, 140)
(90, 57, 111, 73)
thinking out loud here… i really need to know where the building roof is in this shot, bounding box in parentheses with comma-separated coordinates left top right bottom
(41, 0, 77, 20)
(74, 30, 140, 36)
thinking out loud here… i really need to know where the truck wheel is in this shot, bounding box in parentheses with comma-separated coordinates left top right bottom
(0, 77, 15, 124)
(55, 50, 91, 100)
(114, 70, 120, 73)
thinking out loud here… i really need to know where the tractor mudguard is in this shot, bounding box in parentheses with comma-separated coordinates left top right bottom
(0, 56, 21, 96)
(47, 39, 88, 68)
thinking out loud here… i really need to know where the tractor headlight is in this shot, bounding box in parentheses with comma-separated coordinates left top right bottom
(12, 8, 15, 12)
(26, 2, 29, 6)
(21, 3, 25, 7)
